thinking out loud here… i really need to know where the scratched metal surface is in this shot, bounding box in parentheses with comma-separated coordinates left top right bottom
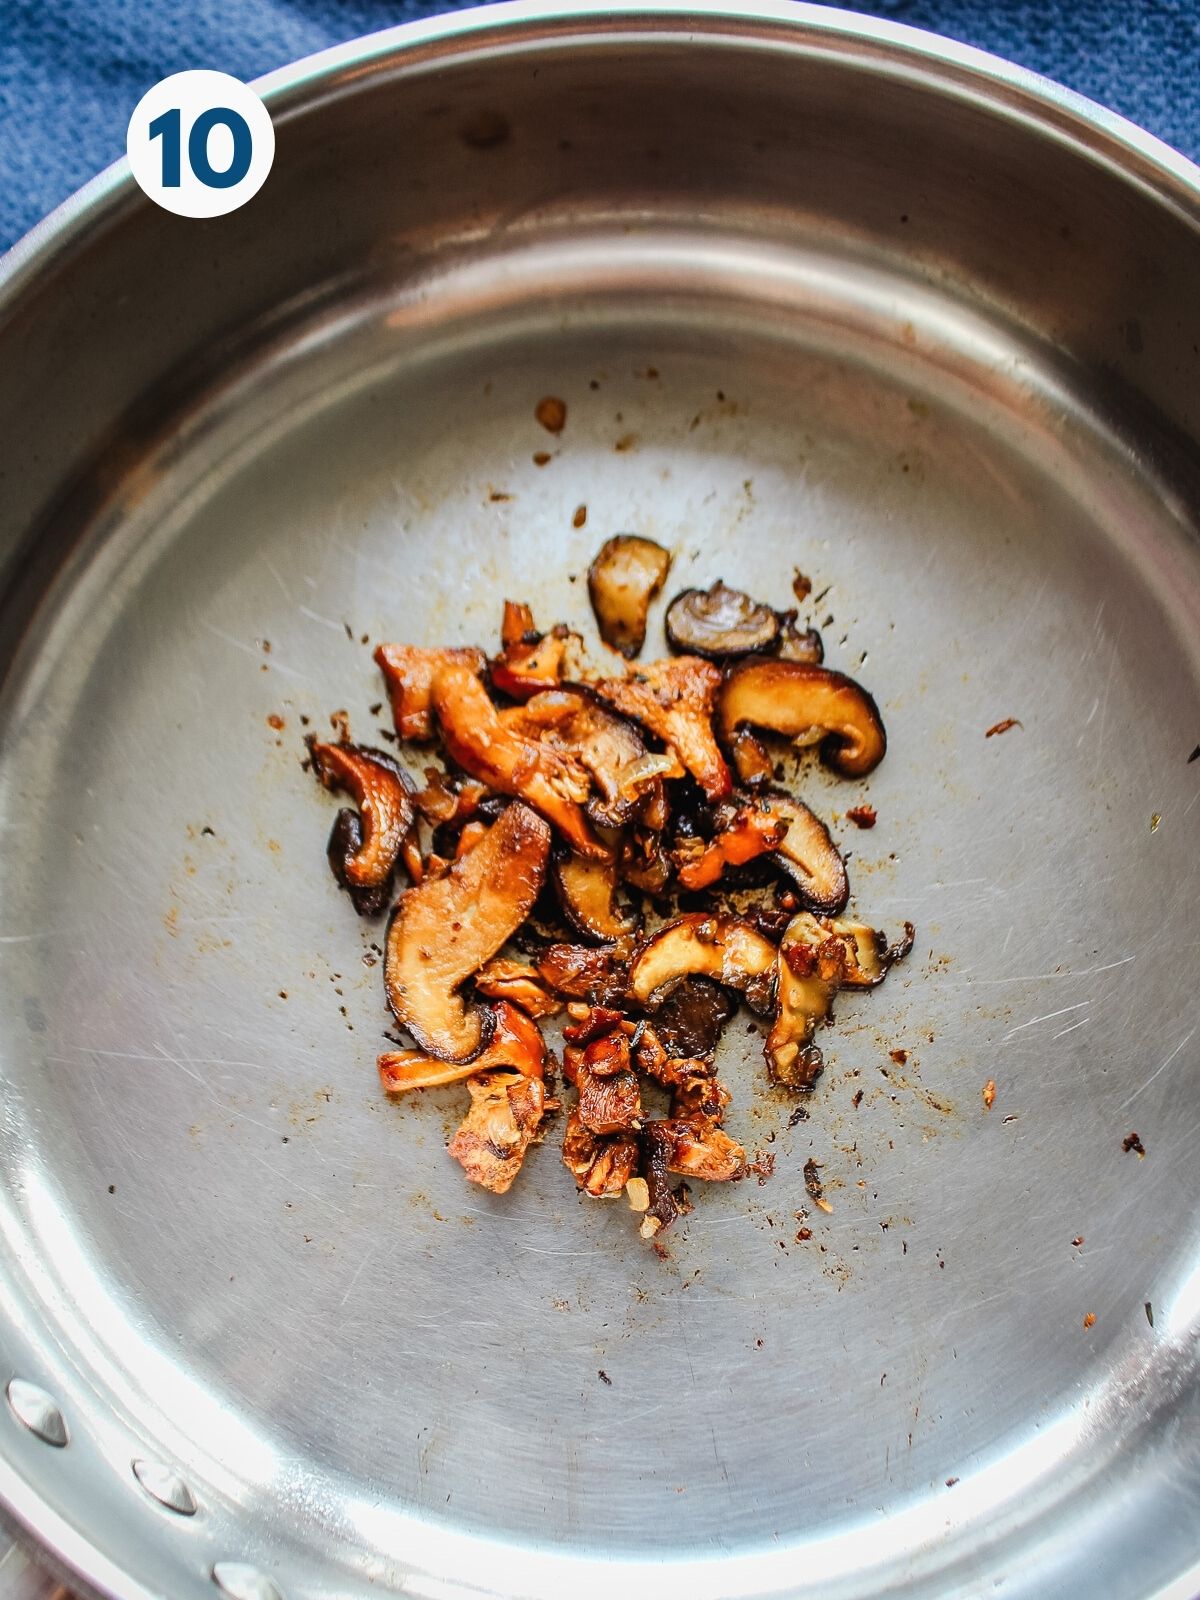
(0, 6, 1199, 1599)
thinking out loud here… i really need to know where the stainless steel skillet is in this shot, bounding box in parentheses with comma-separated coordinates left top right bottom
(0, 4, 1198, 1597)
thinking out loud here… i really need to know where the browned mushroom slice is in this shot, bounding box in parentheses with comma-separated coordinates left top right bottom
(777, 619, 825, 664)
(587, 535, 672, 658)
(562, 1110, 640, 1197)
(719, 659, 886, 778)
(491, 603, 570, 700)
(764, 923, 846, 1089)
(757, 793, 849, 914)
(823, 916, 916, 986)
(553, 853, 639, 942)
(618, 827, 672, 897)
(588, 655, 731, 802)
(536, 942, 632, 1006)
(414, 768, 489, 826)
(562, 1005, 628, 1045)
(655, 1116, 746, 1181)
(566, 700, 664, 826)
(674, 802, 790, 891)
(310, 740, 416, 913)
(728, 727, 775, 787)
(473, 957, 564, 1018)
(504, 689, 661, 827)
(375, 644, 487, 741)
(764, 912, 913, 1087)
(588, 657, 730, 801)
(447, 1070, 547, 1194)
(644, 978, 737, 1062)
(577, 1061, 643, 1136)
(378, 1000, 547, 1091)
(629, 913, 778, 1016)
(431, 662, 606, 858)
(639, 1122, 686, 1236)
(671, 1075, 732, 1123)
(665, 581, 780, 659)
(385, 802, 550, 1061)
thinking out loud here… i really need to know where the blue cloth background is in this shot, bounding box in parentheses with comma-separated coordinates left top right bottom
(1, 0, 1198, 252)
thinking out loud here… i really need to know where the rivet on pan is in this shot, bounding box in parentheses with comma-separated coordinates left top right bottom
(132, 1456, 197, 1515)
(211, 1562, 284, 1600)
(6, 1378, 68, 1447)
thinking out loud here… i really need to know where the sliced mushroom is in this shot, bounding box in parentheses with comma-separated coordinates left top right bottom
(414, 768, 489, 826)
(310, 740, 416, 913)
(587, 535, 672, 658)
(756, 793, 849, 914)
(639, 1123, 687, 1237)
(673, 801, 789, 891)
(431, 661, 606, 858)
(764, 921, 847, 1089)
(665, 581, 780, 659)
(618, 827, 672, 897)
(718, 659, 886, 778)
(385, 802, 551, 1061)
(474, 957, 563, 1018)
(588, 655, 731, 801)
(576, 1062, 642, 1136)
(581, 1028, 634, 1076)
(823, 916, 916, 986)
(375, 644, 487, 741)
(629, 912, 779, 1016)
(536, 942, 632, 1006)
(553, 853, 639, 942)
(447, 1070, 547, 1194)
(671, 1075, 732, 1123)
(728, 727, 775, 787)
(324, 810, 388, 917)
(504, 689, 661, 828)
(562, 1005, 629, 1046)
(378, 1000, 547, 1091)
(654, 1116, 746, 1181)
(764, 912, 913, 1086)
(777, 618, 825, 664)
(563, 1110, 640, 1197)
(491, 604, 571, 700)
(638, 978, 736, 1062)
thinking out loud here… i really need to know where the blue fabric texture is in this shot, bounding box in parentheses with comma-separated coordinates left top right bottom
(1, 0, 1198, 252)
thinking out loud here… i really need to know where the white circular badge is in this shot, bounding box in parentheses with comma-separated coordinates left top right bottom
(127, 70, 274, 218)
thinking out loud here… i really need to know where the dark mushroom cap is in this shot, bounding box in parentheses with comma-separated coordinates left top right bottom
(665, 581, 781, 659)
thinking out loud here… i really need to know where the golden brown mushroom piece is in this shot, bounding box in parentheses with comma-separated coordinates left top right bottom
(628, 912, 779, 1015)
(664, 581, 780, 659)
(447, 1071, 549, 1194)
(309, 740, 416, 916)
(378, 1000, 547, 1091)
(536, 942, 633, 1006)
(431, 662, 606, 858)
(490, 601, 571, 700)
(502, 688, 667, 828)
(587, 655, 732, 802)
(552, 853, 639, 942)
(764, 912, 913, 1087)
(718, 659, 886, 778)
(562, 1111, 640, 1197)
(587, 535, 672, 658)
(374, 643, 488, 741)
(385, 803, 551, 1061)
(757, 793, 849, 914)
(473, 957, 563, 1018)
(673, 802, 790, 891)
